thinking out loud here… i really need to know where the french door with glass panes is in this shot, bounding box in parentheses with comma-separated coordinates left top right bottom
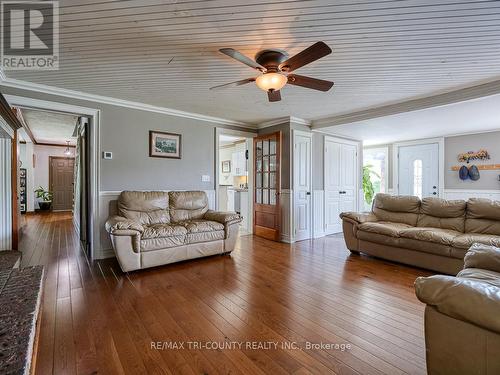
(253, 131, 281, 241)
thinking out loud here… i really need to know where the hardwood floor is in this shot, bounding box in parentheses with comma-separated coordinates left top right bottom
(20, 212, 432, 375)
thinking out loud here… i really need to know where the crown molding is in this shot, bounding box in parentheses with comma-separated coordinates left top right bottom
(312, 79, 500, 129)
(0, 72, 255, 129)
(256, 116, 312, 129)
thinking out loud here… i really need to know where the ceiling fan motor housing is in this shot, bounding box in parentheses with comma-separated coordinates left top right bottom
(255, 49, 289, 71)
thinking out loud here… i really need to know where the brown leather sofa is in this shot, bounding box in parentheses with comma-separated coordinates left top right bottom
(341, 194, 500, 274)
(105, 191, 242, 271)
(415, 243, 500, 374)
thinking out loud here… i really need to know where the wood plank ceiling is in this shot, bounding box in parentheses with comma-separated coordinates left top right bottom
(7, 0, 500, 124)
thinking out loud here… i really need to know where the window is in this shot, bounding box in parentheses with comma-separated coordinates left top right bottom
(413, 159, 423, 199)
(362, 147, 388, 210)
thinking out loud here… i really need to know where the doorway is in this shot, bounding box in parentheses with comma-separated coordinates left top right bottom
(215, 128, 255, 236)
(395, 140, 443, 199)
(49, 156, 75, 211)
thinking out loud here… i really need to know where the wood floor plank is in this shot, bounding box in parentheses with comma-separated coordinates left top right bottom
(20, 212, 430, 375)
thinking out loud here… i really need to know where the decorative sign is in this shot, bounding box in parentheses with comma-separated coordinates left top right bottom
(457, 149, 490, 163)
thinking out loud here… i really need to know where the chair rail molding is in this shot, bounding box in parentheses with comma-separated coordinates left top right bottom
(443, 189, 500, 201)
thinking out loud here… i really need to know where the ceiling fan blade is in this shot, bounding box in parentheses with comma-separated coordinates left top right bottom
(209, 78, 256, 91)
(287, 74, 334, 92)
(219, 48, 265, 72)
(268, 90, 281, 102)
(279, 41, 332, 72)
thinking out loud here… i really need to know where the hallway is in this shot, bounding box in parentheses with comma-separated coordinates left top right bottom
(21, 212, 430, 375)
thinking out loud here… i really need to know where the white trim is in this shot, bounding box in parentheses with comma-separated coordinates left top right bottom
(0, 76, 252, 128)
(290, 117, 311, 126)
(292, 129, 313, 241)
(444, 189, 500, 194)
(443, 189, 500, 201)
(6, 94, 101, 260)
(392, 137, 445, 198)
(256, 117, 291, 129)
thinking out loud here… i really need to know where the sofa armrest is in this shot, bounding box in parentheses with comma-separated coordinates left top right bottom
(203, 210, 242, 225)
(415, 275, 500, 334)
(464, 243, 500, 273)
(105, 216, 144, 235)
(340, 211, 378, 224)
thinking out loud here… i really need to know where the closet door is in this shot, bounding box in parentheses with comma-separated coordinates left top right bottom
(324, 139, 342, 234)
(324, 138, 358, 235)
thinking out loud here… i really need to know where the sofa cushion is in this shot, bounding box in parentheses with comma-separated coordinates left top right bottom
(357, 231, 400, 247)
(179, 219, 224, 233)
(169, 191, 209, 222)
(372, 194, 420, 226)
(358, 221, 412, 237)
(417, 197, 466, 232)
(118, 191, 170, 225)
(457, 268, 500, 288)
(452, 233, 500, 249)
(142, 223, 187, 239)
(400, 227, 461, 246)
(465, 198, 500, 236)
(178, 219, 225, 244)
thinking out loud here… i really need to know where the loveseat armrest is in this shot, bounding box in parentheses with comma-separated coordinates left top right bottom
(105, 215, 144, 235)
(464, 243, 500, 273)
(415, 275, 500, 334)
(340, 211, 378, 224)
(203, 210, 242, 225)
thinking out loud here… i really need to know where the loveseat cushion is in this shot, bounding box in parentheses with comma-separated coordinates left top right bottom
(140, 224, 187, 252)
(372, 194, 420, 226)
(452, 233, 500, 249)
(465, 198, 500, 235)
(463, 243, 500, 273)
(399, 227, 461, 246)
(118, 191, 170, 225)
(169, 191, 208, 222)
(178, 219, 225, 244)
(358, 221, 412, 237)
(417, 197, 466, 232)
(142, 224, 187, 239)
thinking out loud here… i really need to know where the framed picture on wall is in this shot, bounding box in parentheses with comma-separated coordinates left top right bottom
(222, 160, 231, 173)
(149, 131, 182, 159)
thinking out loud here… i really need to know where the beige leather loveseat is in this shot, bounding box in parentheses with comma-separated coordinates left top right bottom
(105, 191, 242, 271)
(341, 194, 500, 274)
(415, 243, 500, 374)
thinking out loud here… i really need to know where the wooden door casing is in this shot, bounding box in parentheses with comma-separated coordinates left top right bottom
(253, 131, 281, 241)
(49, 157, 75, 211)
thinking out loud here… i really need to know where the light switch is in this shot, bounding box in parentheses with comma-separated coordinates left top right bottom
(103, 151, 113, 159)
(202, 175, 210, 182)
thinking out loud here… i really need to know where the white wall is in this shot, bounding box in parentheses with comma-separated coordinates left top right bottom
(33, 144, 74, 209)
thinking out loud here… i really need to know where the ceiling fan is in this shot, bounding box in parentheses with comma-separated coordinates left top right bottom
(210, 41, 334, 102)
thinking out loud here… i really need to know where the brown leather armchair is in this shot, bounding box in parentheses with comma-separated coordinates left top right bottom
(415, 243, 500, 374)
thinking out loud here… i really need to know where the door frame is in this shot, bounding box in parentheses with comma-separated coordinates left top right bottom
(392, 137, 444, 198)
(5, 95, 100, 260)
(324, 135, 361, 235)
(214, 127, 256, 234)
(49, 156, 75, 212)
(292, 129, 312, 241)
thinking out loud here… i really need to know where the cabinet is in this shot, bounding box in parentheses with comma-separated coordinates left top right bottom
(231, 142, 247, 176)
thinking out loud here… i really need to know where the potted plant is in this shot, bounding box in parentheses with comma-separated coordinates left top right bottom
(34, 186, 53, 211)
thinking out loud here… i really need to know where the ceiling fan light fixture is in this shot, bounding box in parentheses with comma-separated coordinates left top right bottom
(255, 72, 287, 92)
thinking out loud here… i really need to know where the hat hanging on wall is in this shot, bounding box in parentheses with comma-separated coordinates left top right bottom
(468, 165, 480, 181)
(459, 165, 469, 180)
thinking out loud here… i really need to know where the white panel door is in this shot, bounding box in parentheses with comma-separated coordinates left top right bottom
(293, 133, 312, 241)
(324, 139, 342, 234)
(398, 143, 439, 198)
(340, 144, 357, 214)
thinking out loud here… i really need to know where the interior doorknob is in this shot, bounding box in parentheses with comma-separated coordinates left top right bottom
(432, 192, 437, 195)
(306, 192, 311, 195)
